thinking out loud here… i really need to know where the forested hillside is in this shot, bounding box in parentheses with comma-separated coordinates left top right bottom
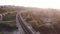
(20, 8, 60, 34)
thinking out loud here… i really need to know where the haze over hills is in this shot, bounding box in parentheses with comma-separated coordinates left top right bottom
(0, 5, 60, 12)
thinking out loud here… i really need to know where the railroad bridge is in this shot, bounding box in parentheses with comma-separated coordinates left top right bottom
(16, 12, 40, 34)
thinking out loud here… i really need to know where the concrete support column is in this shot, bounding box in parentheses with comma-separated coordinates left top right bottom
(0, 14, 3, 21)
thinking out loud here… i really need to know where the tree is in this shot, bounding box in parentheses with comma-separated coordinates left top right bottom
(0, 6, 6, 13)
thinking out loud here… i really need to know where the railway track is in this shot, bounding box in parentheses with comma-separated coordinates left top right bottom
(16, 12, 40, 34)
(17, 14, 34, 34)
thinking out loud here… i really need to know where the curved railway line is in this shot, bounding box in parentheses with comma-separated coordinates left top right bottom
(16, 12, 40, 34)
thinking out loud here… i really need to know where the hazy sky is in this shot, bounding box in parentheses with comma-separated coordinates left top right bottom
(0, 0, 60, 9)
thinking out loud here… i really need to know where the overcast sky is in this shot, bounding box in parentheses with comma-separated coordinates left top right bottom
(0, 0, 60, 9)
